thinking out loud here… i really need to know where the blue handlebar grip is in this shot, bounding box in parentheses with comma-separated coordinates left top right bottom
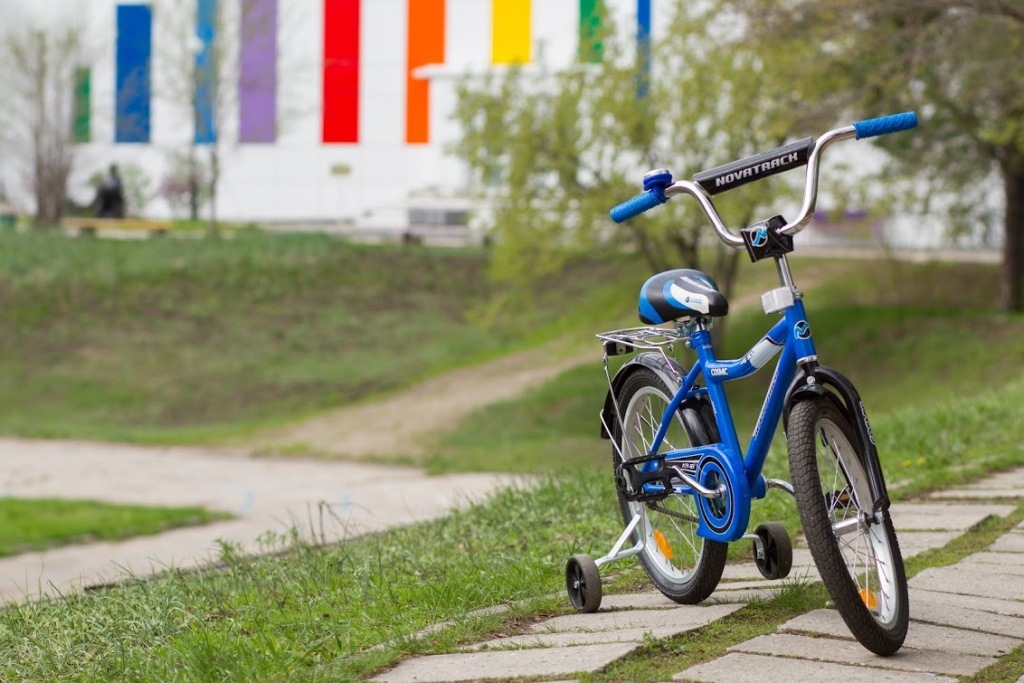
(853, 111, 918, 140)
(610, 191, 663, 223)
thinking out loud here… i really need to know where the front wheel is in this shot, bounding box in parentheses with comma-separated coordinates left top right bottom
(786, 396, 908, 655)
(614, 368, 727, 604)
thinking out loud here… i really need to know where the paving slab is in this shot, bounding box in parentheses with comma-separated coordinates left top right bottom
(780, 608, 1019, 657)
(370, 643, 639, 683)
(720, 561, 767, 581)
(991, 531, 1024, 553)
(895, 530, 960, 557)
(887, 503, 1015, 531)
(910, 587, 1024, 618)
(706, 587, 774, 603)
(467, 625, 688, 650)
(597, 592, 683, 610)
(673, 652, 957, 683)
(909, 598, 1024, 638)
(730, 633, 995, 676)
(535, 603, 742, 634)
(932, 489, 1024, 500)
(959, 553, 1024, 575)
(939, 470, 1024, 490)
(910, 564, 1024, 601)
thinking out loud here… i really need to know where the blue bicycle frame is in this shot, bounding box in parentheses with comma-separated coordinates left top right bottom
(642, 296, 817, 544)
(607, 112, 919, 546)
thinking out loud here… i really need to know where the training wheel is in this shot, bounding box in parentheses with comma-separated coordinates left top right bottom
(565, 553, 602, 613)
(752, 522, 793, 580)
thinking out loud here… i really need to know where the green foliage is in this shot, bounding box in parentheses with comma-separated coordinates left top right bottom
(451, 1, 807, 308)
(736, 0, 1024, 307)
(0, 498, 223, 557)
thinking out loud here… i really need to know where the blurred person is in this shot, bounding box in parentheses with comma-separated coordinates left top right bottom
(93, 164, 125, 218)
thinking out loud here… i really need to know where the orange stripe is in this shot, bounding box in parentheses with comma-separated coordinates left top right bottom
(406, 0, 445, 144)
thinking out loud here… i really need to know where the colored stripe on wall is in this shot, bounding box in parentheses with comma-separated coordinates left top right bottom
(323, 0, 360, 143)
(406, 0, 445, 144)
(579, 0, 603, 63)
(115, 4, 152, 143)
(73, 68, 91, 143)
(195, 0, 218, 145)
(239, 0, 278, 143)
(491, 0, 530, 64)
(636, 0, 651, 98)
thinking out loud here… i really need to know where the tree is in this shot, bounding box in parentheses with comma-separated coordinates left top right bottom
(452, 2, 806, 332)
(154, 0, 239, 235)
(0, 23, 89, 228)
(154, 0, 308, 235)
(736, 0, 1024, 311)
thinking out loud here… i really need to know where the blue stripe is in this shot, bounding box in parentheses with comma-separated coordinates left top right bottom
(195, 0, 218, 144)
(115, 4, 152, 143)
(636, 0, 651, 98)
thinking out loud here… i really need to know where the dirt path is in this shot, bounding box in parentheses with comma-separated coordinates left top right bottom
(248, 335, 597, 461)
(245, 281, 787, 462)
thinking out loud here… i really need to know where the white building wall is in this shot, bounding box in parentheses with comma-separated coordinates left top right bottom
(0, 0, 673, 225)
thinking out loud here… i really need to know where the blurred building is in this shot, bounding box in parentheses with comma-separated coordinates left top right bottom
(0, 0, 663, 229)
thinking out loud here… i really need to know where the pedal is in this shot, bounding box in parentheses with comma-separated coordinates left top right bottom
(615, 454, 673, 502)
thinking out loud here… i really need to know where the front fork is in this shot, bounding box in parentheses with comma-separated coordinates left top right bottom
(785, 364, 890, 514)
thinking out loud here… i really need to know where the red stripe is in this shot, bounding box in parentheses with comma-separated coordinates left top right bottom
(323, 0, 359, 143)
(406, 0, 445, 144)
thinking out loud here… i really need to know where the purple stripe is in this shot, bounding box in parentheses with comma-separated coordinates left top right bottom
(239, 0, 277, 143)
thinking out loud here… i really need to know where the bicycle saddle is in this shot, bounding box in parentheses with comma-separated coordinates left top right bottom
(638, 269, 729, 324)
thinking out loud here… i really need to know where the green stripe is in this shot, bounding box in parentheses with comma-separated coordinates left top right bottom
(579, 0, 604, 63)
(73, 67, 91, 143)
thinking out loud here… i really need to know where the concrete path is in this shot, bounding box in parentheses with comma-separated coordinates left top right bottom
(0, 438, 514, 604)
(370, 469, 1024, 683)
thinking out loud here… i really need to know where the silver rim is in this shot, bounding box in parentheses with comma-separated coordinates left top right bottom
(622, 385, 705, 587)
(816, 417, 901, 627)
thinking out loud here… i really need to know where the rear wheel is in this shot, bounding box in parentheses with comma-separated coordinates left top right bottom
(786, 396, 908, 655)
(614, 368, 727, 604)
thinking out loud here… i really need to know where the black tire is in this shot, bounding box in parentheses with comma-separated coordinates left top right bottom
(613, 368, 727, 604)
(566, 554, 602, 613)
(787, 396, 908, 655)
(753, 522, 793, 580)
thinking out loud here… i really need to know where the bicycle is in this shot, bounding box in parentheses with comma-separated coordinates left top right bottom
(564, 112, 918, 655)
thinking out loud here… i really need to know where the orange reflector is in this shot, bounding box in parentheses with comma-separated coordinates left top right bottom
(653, 530, 673, 561)
(860, 588, 878, 609)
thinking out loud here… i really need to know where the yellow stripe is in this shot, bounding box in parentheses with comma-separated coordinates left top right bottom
(492, 0, 530, 64)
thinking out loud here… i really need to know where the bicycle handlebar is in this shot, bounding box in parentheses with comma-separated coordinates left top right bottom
(853, 112, 918, 140)
(609, 189, 664, 223)
(609, 111, 918, 247)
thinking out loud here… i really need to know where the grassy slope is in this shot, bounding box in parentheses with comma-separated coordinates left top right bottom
(0, 232, 638, 443)
(426, 256, 1024, 550)
(0, 499, 225, 557)
(1, 257, 1022, 681)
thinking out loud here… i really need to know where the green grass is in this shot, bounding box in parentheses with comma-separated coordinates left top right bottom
(0, 256, 1022, 680)
(0, 498, 225, 557)
(0, 476, 623, 681)
(1, 400, 1020, 681)
(424, 257, 1024, 552)
(0, 231, 639, 443)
